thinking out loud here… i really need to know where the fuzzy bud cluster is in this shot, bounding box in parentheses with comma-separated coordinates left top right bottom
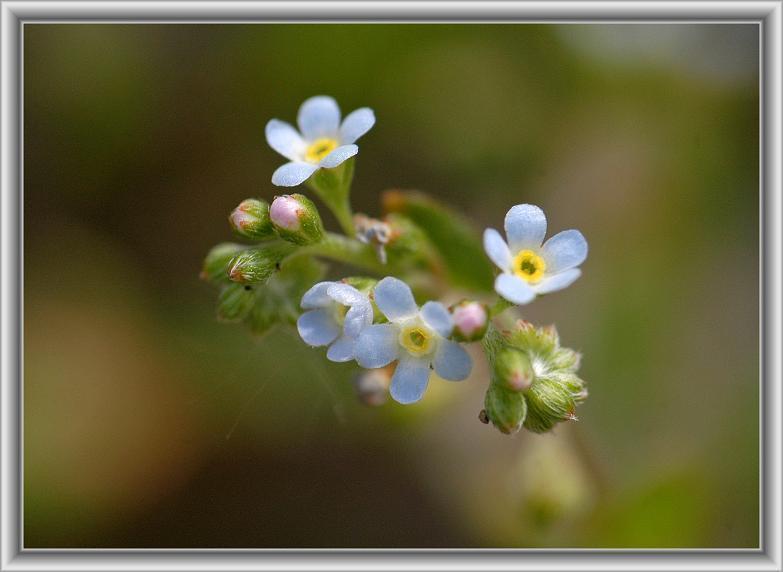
(481, 321, 586, 435)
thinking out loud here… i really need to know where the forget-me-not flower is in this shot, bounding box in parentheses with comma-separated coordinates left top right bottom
(265, 96, 375, 187)
(297, 281, 373, 362)
(354, 277, 472, 404)
(483, 204, 588, 305)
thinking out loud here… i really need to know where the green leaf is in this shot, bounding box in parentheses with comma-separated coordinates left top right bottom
(382, 190, 494, 292)
(384, 213, 438, 273)
(243, 256, 326, 337)
(217, 283, 255, 322)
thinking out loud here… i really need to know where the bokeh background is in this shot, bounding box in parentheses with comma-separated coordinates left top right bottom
(24, 24, 759, 548)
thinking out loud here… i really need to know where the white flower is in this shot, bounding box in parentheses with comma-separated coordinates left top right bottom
(483, 204, 588, 305)
(265, 95, 375, 187)
(354, 277, 472, 404)
(297, 281, 373, 362)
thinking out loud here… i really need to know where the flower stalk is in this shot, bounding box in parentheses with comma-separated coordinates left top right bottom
(282, 232, 388, 275)
(306, 158, 356, 237)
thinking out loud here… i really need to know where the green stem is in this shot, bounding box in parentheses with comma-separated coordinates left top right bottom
(282, 232, 387, 275)
(489, 297, 514, 318)
(306, 159, 356, 237)
(325, 197, 355, 238)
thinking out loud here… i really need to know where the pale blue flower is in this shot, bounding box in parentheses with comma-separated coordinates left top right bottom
(265, 95, 375, 187)
(297, 281, 373, 362)
(354, 277, 472, 404)
(483, 204, 588, 305)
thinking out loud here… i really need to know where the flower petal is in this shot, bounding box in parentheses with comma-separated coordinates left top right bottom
(505, 204, 547, 252)
(483, 228, 512, 271)
(390, 356, 431, 404)
(297, 309, 340, 347)
(271, 162, 318, 187)
(355, 323, 399, 368)
(433, 339, 472, 381)
(265, 119, 304, 161)
(340, 107, 375, 144)
(541, 229, 588, 274)
(420, 301, 453, 338)
(326, 335, 356, 362)
(326, 283, 365, 306)
(343, 303, 373, 338)
(373, 277, 418, 322)
(301, 281, 336, 309)
(495, 273, 536, 305)
(532, 268, 582, 295)
(297, 95, 341, 140)
(319, 144, 358, 168)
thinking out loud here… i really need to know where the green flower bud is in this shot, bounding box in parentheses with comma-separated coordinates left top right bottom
(494, 346, 534, 392)
(227, 243, 294, 285)
(481, 322, 586, 435)
(201, 243, 246, 285)
(450, 300, 489, 342)
(483, 383, 527, 435)
(269, 194, 324, 245)
(523, 376, 577, 434)
(229, 198, 275, 240)
(217, 283, 254, 322)
(555, 370, 589, 404)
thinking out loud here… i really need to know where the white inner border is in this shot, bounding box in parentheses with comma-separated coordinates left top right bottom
(1, 2, 780, 571)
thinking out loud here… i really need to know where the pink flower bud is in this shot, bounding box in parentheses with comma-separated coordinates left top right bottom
(228, 198, 274, 240)
(269, 194, 324, 245)
(270, 195, 303, 231)
(451, 301, 488, 342)
(230, 209, 253, 230)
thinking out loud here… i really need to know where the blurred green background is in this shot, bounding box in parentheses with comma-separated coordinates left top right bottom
(23, 24, 759, 548)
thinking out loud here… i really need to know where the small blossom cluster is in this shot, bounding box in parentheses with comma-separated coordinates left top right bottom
(298, 276, 473, 404)
(202, 94, 590, 434)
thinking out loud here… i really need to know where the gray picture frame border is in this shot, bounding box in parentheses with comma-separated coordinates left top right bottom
(1, 1, 780, 570)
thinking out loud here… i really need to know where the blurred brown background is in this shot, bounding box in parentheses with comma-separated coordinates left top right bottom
(24, 24, 759, 548)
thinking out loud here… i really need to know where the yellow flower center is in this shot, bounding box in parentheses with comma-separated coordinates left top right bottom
(332, 304, 348, 324)
(513, 250, 546, 283)
(399, 324, 435, 356)
(304, 138, 338, 163)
